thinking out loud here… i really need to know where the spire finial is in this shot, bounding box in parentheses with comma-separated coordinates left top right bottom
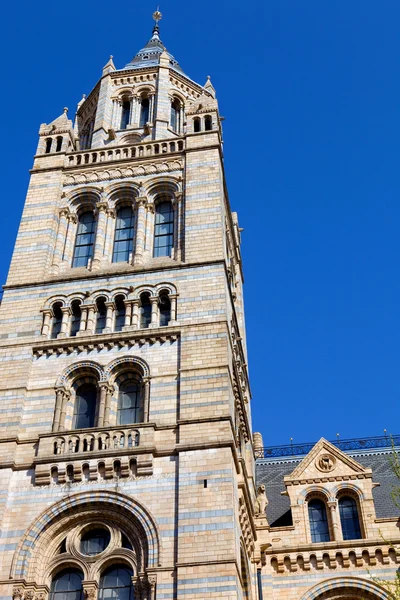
(153, 7, 162, 25)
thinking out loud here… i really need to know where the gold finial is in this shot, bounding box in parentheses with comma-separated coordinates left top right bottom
(153, 7, 162, 24)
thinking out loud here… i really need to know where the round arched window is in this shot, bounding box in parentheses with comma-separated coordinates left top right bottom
(50, 569, 83, 600)
(80, 527, 110, 555)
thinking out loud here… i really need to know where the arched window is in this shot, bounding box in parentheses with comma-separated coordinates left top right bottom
(96, 297, 107, 334)
(56, 136, 63, 152)
(45, 138, 53, 154)
(154, 201, 174, 257)
(51, 302, 63, 339)
(115, 295, 126, 332)
(204, 115, 212, 131)
(113, 206, 135, 263)
(121, 101, 131, 130)
(139, 293, 151, 329)
(72, 212, 96, 268)
(80, 528, 110, 555)
(50, 569, 83, 600)
(99, 566, 134, 600)
(171, 99, 180, 132)
(70, 300, 81, 337)
(193, 117, 201, 132)
(159, 293, 171, 326)
(140, 98, 150, 127)
(73, 383, 97, 429)
(339, 496, 362, 540)
(308, 498, 330, 543)
(117, 377, 142, 425)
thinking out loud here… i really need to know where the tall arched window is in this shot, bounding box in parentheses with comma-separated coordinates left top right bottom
(50, 569, 83, 600)
(73, 383, 97, 429)
(193, 117, 201, 132)
(204, 115, 213, 131)
(121, 101, 131, 130)
(139, 293, 151, 329)
(339, 496, 362, 540)
(115, 295, 126, 332)
(113, 206, 135, 263)
(159, 293, 171, 326)
(117, 377, 142, 425)
(96, 297, 107, 334)
(154, 201, 174, 257)
(70, 300, 82, 337)
(171, 99, 180, 132)
(45, 138, 53, 154)
(140, 98, 150, 127)
(99, 566, 134, 600)
(56, 136, 63, 152)
(51, 302, 63, 339)
(72, 212, 96, 268)
(308, 498, 330, 543)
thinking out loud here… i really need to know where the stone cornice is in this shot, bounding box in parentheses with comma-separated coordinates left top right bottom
(285, 473, 373, 486)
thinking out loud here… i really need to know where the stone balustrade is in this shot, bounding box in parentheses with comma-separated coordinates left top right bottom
(66, 138, 185, 167)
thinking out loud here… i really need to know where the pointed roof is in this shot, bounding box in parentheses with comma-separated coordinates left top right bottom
(123, 21, 185, 75)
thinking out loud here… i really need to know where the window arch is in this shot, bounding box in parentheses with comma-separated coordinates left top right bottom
(308, 498, 330, 543)
(99, 565, 134, 600)
(45, 138, 53, 154)
(56, 136, 63, 152)
(171, 98, 181, 132)
(114, 295, 126, 332)
(139, 293, 151, 329)
(50, 569, 83, 600)
(70, 300, 82, 337)
(121, 100, 131, 130)
(154, 201, 174, 257)
(73, 383, 97, 429)
(159, 292, 171, 326)
(140, 97, 150, 127)
(51, 302, 63, 339)
(204, 115, 213, 131)
(117, 374, 143, 425)
(113, 205, 135, 263)
(339, 495, 362, 540)
(95, 297, 107, 334)
(193, 117, 201, 132)
(72, 211, 96, 268)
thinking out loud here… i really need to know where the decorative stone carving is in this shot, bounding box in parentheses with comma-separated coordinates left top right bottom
(316, 453, 336, 472)
(254, 484, 268, 516)
(12, 587, 24, 600)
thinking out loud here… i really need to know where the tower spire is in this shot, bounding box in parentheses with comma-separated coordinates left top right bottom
(152, 7, 162, 39)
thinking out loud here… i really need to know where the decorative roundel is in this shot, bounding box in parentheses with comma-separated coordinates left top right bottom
(316, 453, 336, 472)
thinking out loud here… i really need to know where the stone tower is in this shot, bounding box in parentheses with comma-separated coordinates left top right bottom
(0, 13, 255, 600)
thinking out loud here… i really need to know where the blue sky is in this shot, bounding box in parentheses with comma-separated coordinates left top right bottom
(1, 1, 400, 446)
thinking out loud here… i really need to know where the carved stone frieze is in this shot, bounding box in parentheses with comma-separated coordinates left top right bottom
(64, 160, 183, 187)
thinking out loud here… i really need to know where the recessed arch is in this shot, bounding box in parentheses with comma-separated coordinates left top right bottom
(65, 187, 102, 213)
(300, 576, 389, 600)
(56, 360, 106, 389)
(105, 355, 150, 381)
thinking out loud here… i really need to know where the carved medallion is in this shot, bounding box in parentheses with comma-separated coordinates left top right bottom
(316, 453, 336, 472)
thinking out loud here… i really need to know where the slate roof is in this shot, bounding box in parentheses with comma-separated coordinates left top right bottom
(123, 25, 185, 75)
(256, 448, 400, 528)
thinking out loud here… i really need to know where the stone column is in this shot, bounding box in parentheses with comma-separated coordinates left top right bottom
(103, 385, 114, 427)
(63, 214, 78, 267)
(123, 301, 133, 328)
(82, 581, 98, 600)
(149, 296, 159, 328)
(103, 209, 116, 262)
(328, 501, 342, 541)
(77, 306, 88, 335)
(134, 198, 147, 265)
(104, 302, 115, 333)
(59, 307, 71, 338)
(92, 202, 108, 270)
(41, 310, 52, 337)
(97, 384, 108, 427)
(143, 378, 150, 422)
(53, 387, 66, 431)
(173, 192, 183, 260)
(85, 305, 96, 335)
(132, 300, 140, 328)
(52, 209, 69, 272)
(169, 294, 178, 325)
(148, 575, 157, 600)
(59, 390, 71, 431)
(144, 203, 155, 259)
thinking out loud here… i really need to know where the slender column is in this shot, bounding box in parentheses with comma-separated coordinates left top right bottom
(149, 296, 159, 328)
(144, 203, 155, 259)
(92, 202, 108, 270)
(52, 209, 69, 272)
(123, 301, 133, 328)
(78, 306, 88, 334)
(132, 300, 140, 328)
(85, 305, 96, 335)
(97, 384, 108, 427)
(328, 501, 341, 541)
(53, 387, 66, 432)
(169, 294, 178, 324)
(63, 214, 78, 267)
(173, 192, 183, 261)
(104, 302, 115, 333)
(143, 378, 150, 422)
(134, 198, 147, 265)
(148, 576, 156, 600)
(59, 390, 71, 431)
(59, 307, 71, 338)
(103, 385, 114, 427)
(104, 209, 116, 262)
(41, 310, 52, 337)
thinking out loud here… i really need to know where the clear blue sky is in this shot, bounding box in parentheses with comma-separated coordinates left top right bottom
(1, 1, 400, 446)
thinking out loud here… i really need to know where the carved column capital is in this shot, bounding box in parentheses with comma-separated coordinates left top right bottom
(137, 196, 147, 206)
(68, 213, 78, 225)
(96, 202, 108, 214)
(59, 207, 70, 219)
(12, 587, 25, 600)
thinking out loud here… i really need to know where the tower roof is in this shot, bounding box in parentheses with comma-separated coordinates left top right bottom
(123, 20, 185, 75)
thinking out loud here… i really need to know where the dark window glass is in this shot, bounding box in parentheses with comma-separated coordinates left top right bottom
(45, 138, 53, 153)
(194, 117, 201, 132)
(51, 303, 63, 339)
(204, 115, 212, 131)
(113, 206, 134, 263)
(115, 295, 126, 332)
(99, 566, 134, 600)
(153, 201, 174, 257)
(339, 496, 362, 540)
(121, 533, 133, 550)
(308, 499, 330, 543)
(140, 98, 150, 127)
(117, 380, 142, 425)
(159, 294, 171, 326)
(171, 99, 180, 132)
(140, 293, 151, 328)
(121, 101, 130, 130)
(70, 301, 81, 337)
(73, 384, 97, 429)
(80, 528, 110, 556)
(50, 569, 83, 600)
(96, 297, 107, 334)
(72, 212, 96, 268)
(56, 137, 63, 152)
